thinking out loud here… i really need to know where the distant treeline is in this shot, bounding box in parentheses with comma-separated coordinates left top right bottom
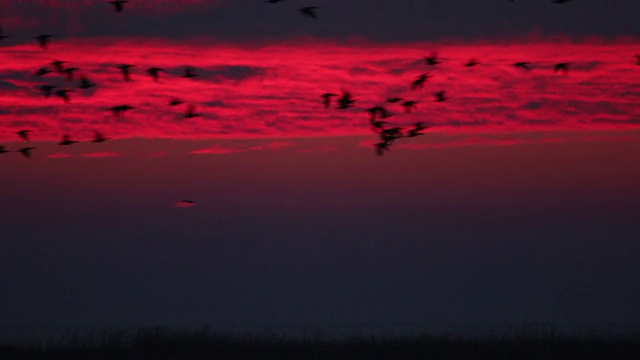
(1, 326, 640, 359)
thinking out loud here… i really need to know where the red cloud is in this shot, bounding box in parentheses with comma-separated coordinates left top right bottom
(1, 38, 638, 145)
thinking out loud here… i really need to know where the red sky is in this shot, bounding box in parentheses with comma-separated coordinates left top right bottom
(1, 39, 638, 150)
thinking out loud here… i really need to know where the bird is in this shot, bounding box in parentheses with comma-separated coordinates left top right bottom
(18, 147, 34, 159)
(321, 93, 337, 108)
(63, 67, 79, 80)
(411, 73, 431, 90)
(37, 84, 56, 98)
(554, 62, 570, 75)
(92, 131, 109, 143)
(434, 90, 448, 102)
(58, 135, 78, 146)
(182, 66, 197, 78)
(407, 122, 429, 137)
(336, 91, 355, 109)
(184, 104, 201, 119)
(424, 52, 441, 66)
(109, 0, 128, 12)
(146, 67, 164, 82)
(16, 130, 31, 141)
(78, 76, 96, 89)
(51, 60, 67, 73)
(168, 98, 184, 106)
(513, 62, 531, 70)
(465, 58, 480, 67)
(109, 104, 135, 116)
(35, 67, 52, 77)
(35, 34, 52, 49)
(0, 146, 9, 154)
(56, 89, 72, 103)
(402, 100, 418, 113)
(117, 64, 134, 81)
(300, 7, 319, 19)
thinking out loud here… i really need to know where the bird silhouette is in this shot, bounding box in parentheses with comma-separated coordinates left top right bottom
(184, 104, 201, 118)
(58, 135, 78, 146)
(51, 60, 67, 73)
(300, 7, 319, 19)
(35, 67, 52, 77)
(412, 73, 431, 90)
(424, 52, 441, 66)
(402, 100, 418, 113)
(109, 104, 135, 116)
(169, 98, 184, 106)
(407, 122, 429, 137)
(56, 89, 72, 103)
(146, 67, 164, 82)
(35, 34, 52, 49)
(554, 62, 570, 75)
(16, 130, 31, 141)
(63, 67, 79, 80)
(434, 90, 448, 102)
(110, 0, 128, 12)
(513, 62, 531, 70)
(465, 58, 480, 67)
(182, 66, 197, 78)
(117, 64, 134, 81)
(336, 91, 355, 109)
(18, 147, 34, 159)
(78, 76, 96, 89)
(92, 131, 109, 143)
(321, 93, 337, 108)
(37, 84, 56, 98)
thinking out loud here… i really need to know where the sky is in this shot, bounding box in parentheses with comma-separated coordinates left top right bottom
(1, 0, 640, 337)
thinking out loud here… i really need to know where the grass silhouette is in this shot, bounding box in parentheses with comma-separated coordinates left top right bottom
(1, 326, 640, 359)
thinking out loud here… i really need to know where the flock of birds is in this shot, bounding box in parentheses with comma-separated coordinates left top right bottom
(1, 0, 639, 159)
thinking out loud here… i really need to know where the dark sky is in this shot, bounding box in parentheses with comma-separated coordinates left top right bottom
(1, 0, 639, 338)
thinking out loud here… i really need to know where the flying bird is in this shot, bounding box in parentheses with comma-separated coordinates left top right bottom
(63, 67, 79, 80)
(300, 7, 319, 19)
(37, 84, 56, 98)
(146, 67, 164, 82)
(56, 89, 72, 103)
(16, 130, 31, 141)
(513, 62, 531, 70)
(402, 100, 418, 113)
(78, 76, 96, 89)
(109, 104, 135, 116)
(110, 0, 128, 12)
(35, 34, 52, 49)
(424, 52, 441, 66)
(58, 135, 78, 146)
(117, 64, 134, 81)
(184, 104, 201, 119)
(321, 93, 337, 108)
(464, 58, 480, 67)
(434, 90, 448, 102)
(411, 73, 431, 90)
(169, 98, 184, 106)
(336, 91, 355, 109)
(554, 62, 570, 74)
(92, 131, 109, 143)
(407, 122, 429, 137)
(51, 60, 67, 73)
(18, 147, 34, 159)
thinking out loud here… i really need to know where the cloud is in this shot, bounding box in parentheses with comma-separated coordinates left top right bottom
(0, 38, 638, 144)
